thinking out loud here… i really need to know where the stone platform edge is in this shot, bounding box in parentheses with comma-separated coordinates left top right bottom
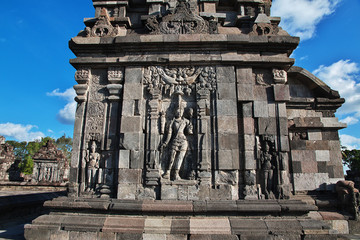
(43, 197, 317, 216)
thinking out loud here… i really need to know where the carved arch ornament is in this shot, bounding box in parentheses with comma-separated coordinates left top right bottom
(143, 66, 217, 96)
(146, 0, 217, 34)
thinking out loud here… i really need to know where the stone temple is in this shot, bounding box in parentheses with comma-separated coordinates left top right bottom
(25, 0, 354, 239)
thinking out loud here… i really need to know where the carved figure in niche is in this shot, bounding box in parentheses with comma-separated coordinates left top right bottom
(259, 136, 277, 199)
(85, 141, 101, 192)
(161, 105, 193, 180)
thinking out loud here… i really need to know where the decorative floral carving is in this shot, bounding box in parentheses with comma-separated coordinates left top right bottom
(75, 68, 91, 83)
(108, 67, 123, 83)
(146, 0, 217, 34)
(143, 66, 216, 97)
(273, 69, 287, 84)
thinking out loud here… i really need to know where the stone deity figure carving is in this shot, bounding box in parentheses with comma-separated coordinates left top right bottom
(161, 106, 193, 180)
(85, 141, 100, 192)
(260, 140, 276, 199)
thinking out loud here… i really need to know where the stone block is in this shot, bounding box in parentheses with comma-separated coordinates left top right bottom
(291, 150, 315, 162)
(179, 34, 201, 42)
(236, 67, 252, 84)
(327, 165, 344, 178)
(130, 150, 143, 169)
(293, 173, 329, 191)
(190, 235, 238, 240)
(268, 103, 276, 117)
(190, 218, 231, 235)
(292, 161, 302, 173)
(217, 66, 236, 83)
(229, 218, 267, 235)
(273, 84, 290, 101)
(280, 136, 290, 151)
(218, 83, 237, 100)
(328, 141, 341, 151)
(317, 162, 327, 173)
(119, 150, 130, 168)
(161, 185, 178, 200)
(24, 227, 51, 240)
(315, 150, 330, 162)
(217, 116, 238, 133)
(170, 219, 190, 234)
(278, 103, 287, 117)
(242, 117, 254, 134)
(306, 141, 329, 150)
(241, 102, 253, 117)
(290, 140, 306, 150)
(117, 183, 137, 199)
(117, 233, 143, 240)
(243, 134, 255, 151)
(329, 150, 342, 166)
(123, 83, 143, 100)
(253, 85, 268, 101)
(103, 217, 145, 234)
(121, 100, 135, 117)
(144, 218, 172, 234)
(322, 130, 339, 140)
(167, 234, 188, 240)
(69, 231, 97, 240)
(219, 134, 239, 150)
(218, 149, 239, 170)
(253, 101, 268, 117)
(237, 84, 254, 101)
(244, 150, 256, 170)
(326, 220, 349, 234)
(125, 67, 142, 84)
(308, 130, 322, 140)
(265, 219, 302, 235)
(258, 118, 276, 135)
(142, 234, 167, 240)
(120, 117, 142, 132)
(217, 100, 238, 116)
(169, 53, 190, 62)
(301, 160, 318, 173)
(118, 169, 142, 183)
(120, 132, 142, 150)
(279, 117, 288, 135)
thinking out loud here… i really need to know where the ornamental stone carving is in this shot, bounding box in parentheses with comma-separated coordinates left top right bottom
(160, 104, 193, 180)
(143, 66, 216, 97)
(273, 69, 287, 84)
(85, 8, 123, 37)
(146, 0, 217, 34)
(85, 141, 101, 192)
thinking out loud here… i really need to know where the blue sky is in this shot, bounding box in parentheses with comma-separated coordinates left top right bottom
(0, 0, 359, 149)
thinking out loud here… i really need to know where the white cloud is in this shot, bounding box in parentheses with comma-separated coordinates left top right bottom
(272, 0, 341, 40)
(313, 60, 360, 116)
(340, 116, 359, 126)
(47, 88, 76, 102)
(340, 134, 360, 150)
(57, 102, 77, 125)
(47, 88, 76, 125)
(0, 123, 45, 142)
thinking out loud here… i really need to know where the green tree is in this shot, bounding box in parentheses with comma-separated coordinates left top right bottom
(342, 148, 360, 172)
(6, 136, 73, 175)
(19, 154, 34, 175)
(6, 140, 27, 160)
(55, 134, 72, 162)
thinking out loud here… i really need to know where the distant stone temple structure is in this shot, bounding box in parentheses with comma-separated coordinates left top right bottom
(32, 140, 69, 183)
(25, 0, 352, 239)
(0, 136, 16, 181)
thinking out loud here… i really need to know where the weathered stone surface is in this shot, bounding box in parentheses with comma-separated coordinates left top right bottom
(190, 218, 231, 235)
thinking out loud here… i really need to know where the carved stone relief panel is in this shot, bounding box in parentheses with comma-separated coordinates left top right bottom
(143, 66, 217, 188)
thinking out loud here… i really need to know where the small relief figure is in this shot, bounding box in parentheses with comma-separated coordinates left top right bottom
(161, 106, 193, 180)
(85, 141, 101, 192)
(260, 138, 277, 199)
